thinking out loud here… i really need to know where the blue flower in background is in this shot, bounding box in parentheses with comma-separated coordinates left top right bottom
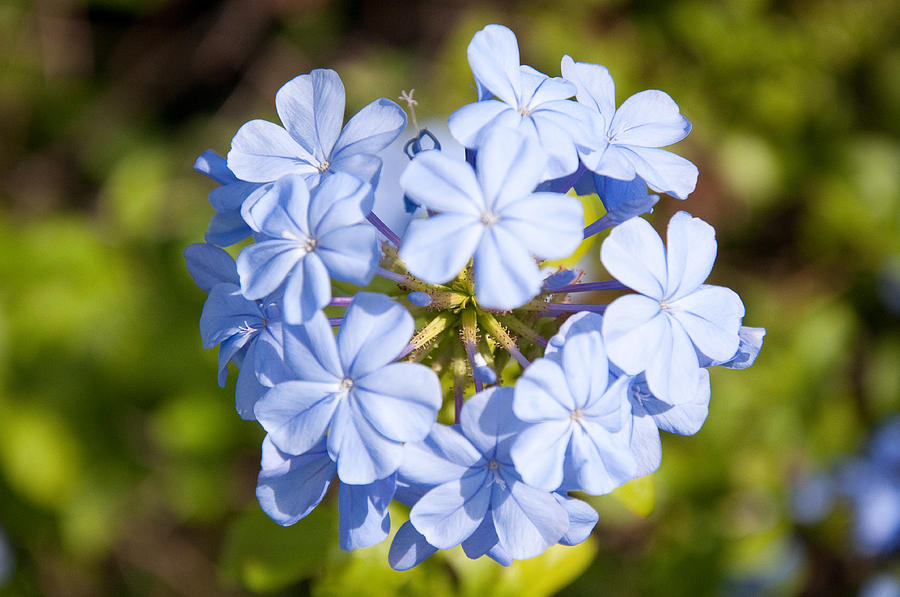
(237, 172, 379, 324)
(227, 69, 407, 187)
(561, 55, 698, 199)
(253, 292, 442, 485)
(256, 436, 396, 551)
(449, 24, 589, 180)
(511, 312, 642, 495)
(186, 243, 284, 419)
(399, 126, 584, 310)
(575, 174, 659, 233)
(391, 387, 571, 567)
(193, 150, 262, 246)
(601, 211, 745, 402)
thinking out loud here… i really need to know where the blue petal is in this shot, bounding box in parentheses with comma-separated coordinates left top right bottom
(554, 493, 599, 546)
(467, 24, 521, 107)
(235, 341, 267, 420)
(491, 479, 569, 560)
(328, 152, 383, 186)
(352, 362, 441, 443)
(630, 408, 662, 477)
(560, 325, 610, 407)
(206, 210, 252, 247)
(644, 315, 701, 403)
(522, 110, 580, 180)
(256, 436, 336, 525)
(252, 324, 290, 388)
(199, 282, 262, 348)
(486, 543, 513, 566)
(316, 224, 379, 286)
(447, 100, 520, 148)
(194, 149, 238, 184)
(474, 225, 543, 310)
(281, 252, 331, 324)
(388, 521, 438, 570)
(328, 398, 404, 485)
(560, 56, 616, 131)
(582, 373, 632, 432)
(497, 192, 584, 261)
(409, 471, 492, 549)
(707, 326, 765, 369)
(400, 213, 483, 284)
(519, 67, 576, 108)
(476, 127, 546, 212)
(275, 69, 345, 160)
(209, 180, 263, 211)
(600, 215, 667, 298)
(332, 98, 407, 159)
(585, 144, 637, 181)
(216, 333, 249, 387)
(515, 358, 577, 418)
(595, 175, 659, 225)
(282, 311, 343, 382)
(460, 387, 524, 458)
(664, 211, 717, 301)
(617, 145, 698, 200)
(641, 368, 711, 435)
(254, 380, 341, 455)
(227, 119, 319, 182)
(602, 294, 666, 375)
(609, 89, 691, 147)
(337, 475, 395, 551)
(566, 418, 635, 495)
(400, 424, 484, 486)
(400, 149, 485, 214)
(510, 421, 571, 491)
(461, 515, 499, 559)
(670, 285, 744, 362)
(185, 243, 239, 292)
(337, 292, 414, 378)
(309, 172, 373, 236)
(237, 240, 302, 300)
(241, 174, 311, 238)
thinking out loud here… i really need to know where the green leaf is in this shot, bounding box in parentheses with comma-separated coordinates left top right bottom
(447, 539, 597, 597)
(611, 474, 656, 517)
(220, 505, 336, 593)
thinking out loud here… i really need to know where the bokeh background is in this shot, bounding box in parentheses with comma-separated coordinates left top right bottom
(1, 0, 899, 595)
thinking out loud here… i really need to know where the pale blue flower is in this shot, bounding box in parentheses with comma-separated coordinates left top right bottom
(396, 387, 570, 563)
(512, 312, 642, 494)
(186, 243, 283, 419)
(236, 172, 379, 324)
(399, 127, 584, 310)
(601, 212, 745, 402)
(561, 55, 698, 199)
(227, 69, 407, 187)
(253, 292, 442, 485)
(578, 174, 660, 230)
(448, 25, 590, 180)
(702, 326, 766, 369)
(256, 435, 396, 551)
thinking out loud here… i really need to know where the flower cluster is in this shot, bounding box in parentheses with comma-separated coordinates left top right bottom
(186, 24, 764, 568)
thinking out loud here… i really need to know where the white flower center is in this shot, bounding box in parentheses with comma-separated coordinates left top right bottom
(481, 211, 500, 227)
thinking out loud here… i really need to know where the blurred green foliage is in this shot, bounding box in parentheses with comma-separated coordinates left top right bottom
(0, 0, 897, 595)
